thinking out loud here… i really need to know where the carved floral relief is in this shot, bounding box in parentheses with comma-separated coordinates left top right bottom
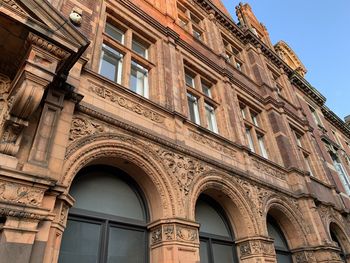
(0, 182, 44, 207)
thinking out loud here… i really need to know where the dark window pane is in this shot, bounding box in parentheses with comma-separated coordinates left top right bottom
(107, 226, 146, 263)
(70, 172, 146, 221)
(105, 23, 124, 43)
(276, 253, 293, 263)
(212, 243, 235, 263)
(59, 219, 101, 263)
(195, 199, 231, 237)
(199, 240, 209, 263)
(132, 40, 147, 58)
(267, 221, 289, 251)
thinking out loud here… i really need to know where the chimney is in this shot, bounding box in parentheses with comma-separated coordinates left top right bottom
(345, 115, 350, 128)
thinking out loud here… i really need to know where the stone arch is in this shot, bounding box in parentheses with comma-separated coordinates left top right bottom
(62, 133, 177, 220)
(189, 171, 259, 238)
(329, 221, 350, 255)
(264, 195, 309, 249)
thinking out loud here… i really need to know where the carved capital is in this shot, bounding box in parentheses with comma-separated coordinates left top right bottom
(238, 238, 275, 258)
(0, 73, 11, 96)
(149, 220, 199, 246)
(293, 250, 316, 263)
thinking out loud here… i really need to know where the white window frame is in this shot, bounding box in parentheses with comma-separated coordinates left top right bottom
(205, 103, 218, 133)
(187, 93, 200, 125)
(130, 61, 149, 98)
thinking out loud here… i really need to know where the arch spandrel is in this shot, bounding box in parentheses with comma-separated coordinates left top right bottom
(189, 171, 259, 238)
(62, 133, 177, 220)
(264, 195, 310, 249)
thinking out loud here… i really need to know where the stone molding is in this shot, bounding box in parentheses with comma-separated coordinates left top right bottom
(26, 33, 69, 59)
(251, 157, 286, 181)
(89, 82, 165, 124)
(292, 250, 316, 263)
(188, 129, 237, 157)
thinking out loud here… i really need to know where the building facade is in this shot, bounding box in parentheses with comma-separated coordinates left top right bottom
(0, 0, 350, 262)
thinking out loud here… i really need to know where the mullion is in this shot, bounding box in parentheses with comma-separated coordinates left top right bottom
(100, 220, 109, 263)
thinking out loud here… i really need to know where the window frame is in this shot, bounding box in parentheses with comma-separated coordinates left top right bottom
(184, 66, 219, 133)
(99, 18, 154, 99)
(240, 102, 269, 158)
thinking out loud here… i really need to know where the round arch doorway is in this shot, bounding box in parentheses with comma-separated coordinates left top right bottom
(58, 165, 149, 263)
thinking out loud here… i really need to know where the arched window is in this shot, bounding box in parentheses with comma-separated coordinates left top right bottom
(267, 216, 292, 263)
(330, 224, 346, 262)
(195, 195, 238, 263)
(59, 165, 148, 263)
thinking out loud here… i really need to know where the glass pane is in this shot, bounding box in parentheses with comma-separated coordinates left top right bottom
(267, 221, 289, 251)
(130, 61, 148, 97)
(132, 39, 147, 58)
(246, 128, 255, 153)
(185, 73, 194, 87)
(187, 93, 200, 124)
(205, 103, 218, 133)
(212, 243, 235, 263)
(195, 199, 231, 238)
(199, 240, 209, 263)
(100, 46, 122, 83)
(70, 171, 146, 221)
(258, 135, 268, 159)
(59, 219, 101, 263)
(105, 23, 124, 43)
(276, 252, 293, 263)
(201, 81, 211, 98)
(107, 226, 146, 263)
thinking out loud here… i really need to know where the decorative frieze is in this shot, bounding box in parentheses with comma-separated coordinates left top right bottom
(0, 182, 44, 207)
(150, 223, 198, 245)
(238, 239, 275, 258)
(189, 130, 236, 157)
(251, 158, 286, 181)
(293, 251, 316, 263)
(27, 33, 69, 59)
(89, 83, 165, 124)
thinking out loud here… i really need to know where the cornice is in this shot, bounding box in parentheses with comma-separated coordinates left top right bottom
(321, 106, 350, 138)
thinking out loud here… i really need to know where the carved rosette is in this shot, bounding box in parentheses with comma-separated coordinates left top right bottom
(238, 239, 275, 258)
(251, 158, 286, 181)
(150, 223, 198, 245)
(0, 182, 44, 207)
(153, 147, 207, 195)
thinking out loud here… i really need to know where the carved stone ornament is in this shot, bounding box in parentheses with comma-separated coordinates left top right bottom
(189, 130, 236, 157)
(27, 33, 69, 59)
(176, 226, 197, 242)
(0, 207, 45, 220)
(153, 147, 207, 195)
(251, 158, 286, 181)
(150, 223, 197, 245)
(151, 227, 162, 244)
(0, 182, 44, 207)
(69, 116, 106, 141)
(0, 73, 11, 95)
(89, 83, 165, 124)
(294, 251, 316, 263)
(239, 239, 275, 258)
(59, 205, 69, 225)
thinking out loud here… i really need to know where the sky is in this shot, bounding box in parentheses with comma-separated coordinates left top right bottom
(221, 0, 350, 120)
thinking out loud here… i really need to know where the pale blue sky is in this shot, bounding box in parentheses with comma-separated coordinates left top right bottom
(221, 0, 350, 120)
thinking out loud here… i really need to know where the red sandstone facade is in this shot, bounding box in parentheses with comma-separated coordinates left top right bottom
(0, 0, 350, 262)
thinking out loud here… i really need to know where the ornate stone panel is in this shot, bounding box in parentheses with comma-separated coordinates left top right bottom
(238, 238, 275, 258)
(89, 82, 165, 124)
(0, 181, 44, 207)
(150, 222, 198, 245)
(293, 250, 316, 263)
